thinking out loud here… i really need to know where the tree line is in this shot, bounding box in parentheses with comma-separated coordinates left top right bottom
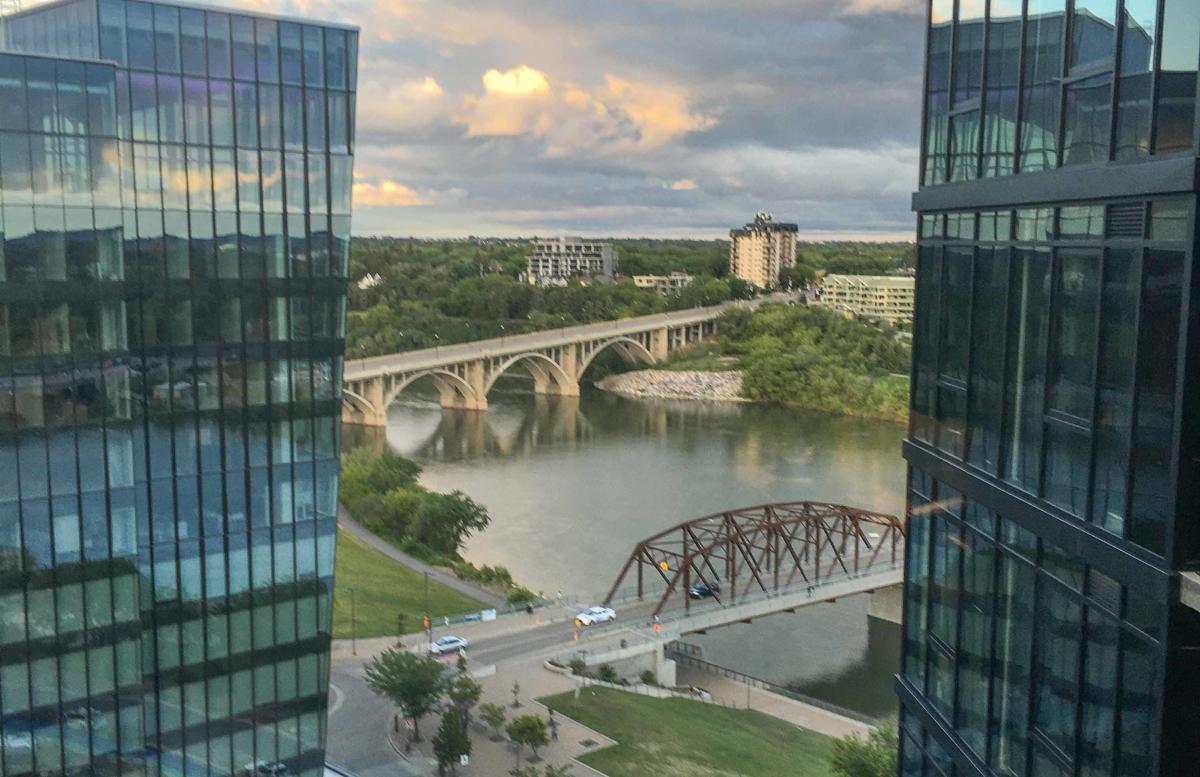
(705, 303, 912, 423)
(345, 237, 913, 358)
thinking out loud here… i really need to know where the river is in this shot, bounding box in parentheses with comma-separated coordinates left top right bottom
(344, 386, 907, 718)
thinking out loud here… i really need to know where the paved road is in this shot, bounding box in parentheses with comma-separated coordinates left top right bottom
(344, 294, 798, 380)
(337, 506, 506, 609)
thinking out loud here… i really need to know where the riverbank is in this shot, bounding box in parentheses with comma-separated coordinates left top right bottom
(596, 369, 748, 402)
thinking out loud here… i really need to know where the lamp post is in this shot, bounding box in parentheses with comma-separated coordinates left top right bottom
(499, 324, 506, 346)
(433, 332, 440, 355)
(342, 586, 357, 656)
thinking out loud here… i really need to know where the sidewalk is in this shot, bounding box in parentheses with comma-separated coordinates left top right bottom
(384, 658, 615, 777)
(338, 505, 506, 608)
(674, 664, 872, 739)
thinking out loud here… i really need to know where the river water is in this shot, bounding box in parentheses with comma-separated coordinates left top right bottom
(345, 387, 907, 718)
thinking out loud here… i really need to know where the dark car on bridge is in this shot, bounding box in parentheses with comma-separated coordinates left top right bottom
(688, 581, 721, 599)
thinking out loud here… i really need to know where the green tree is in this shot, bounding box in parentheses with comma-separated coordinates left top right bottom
(506, 714, 550, 763)
(411, 490, 491, 555)
(448, 674, 483, 723)
(362, 648, 445, 741)
(829, 720, 898, 777)
(433, 708, 471, 776)
(479, 702, 507, 741)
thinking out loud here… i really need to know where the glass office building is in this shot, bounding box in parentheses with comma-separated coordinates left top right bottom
(902, 1, 1200, 776)
(0, 2, 356, 776)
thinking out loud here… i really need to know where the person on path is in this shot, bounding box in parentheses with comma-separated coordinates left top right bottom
(549, 711, 559, 741)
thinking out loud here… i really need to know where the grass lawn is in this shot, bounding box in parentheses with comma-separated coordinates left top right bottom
(541, 686, 836, 777)
(331, 528, 486, 639)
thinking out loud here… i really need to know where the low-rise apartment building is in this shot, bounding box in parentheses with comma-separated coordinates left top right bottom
(525, 237, 616, 286)
(633, 273, 692, 294)
(816, 274, 915, 327)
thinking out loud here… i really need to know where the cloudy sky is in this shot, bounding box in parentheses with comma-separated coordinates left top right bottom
(242, 0, 927, 239)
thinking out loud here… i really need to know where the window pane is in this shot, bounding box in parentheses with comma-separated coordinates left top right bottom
(990, 554, 1034, 777)
(1091, 249, 1138, 536)
(1021, 2, 1066, 171)
(1129, 250, 1183, 555)
(1155, 0, 1199, 153)
(1079, 608, 1118, 777)
(1034, 581, 1082, 756)
(924, 0, 952, 185)
(967, 247, 1008, 473)
(1004, 248, 1051, 492)
(983, 10, 1021, 176)
(954, 0, 986, 104)
(949, 110, 979, 181)
(1047, 249, 1100, 418)
(1063, 74, 1112, 165)
(180, 9, 206, 76)
(912, 245, 942, 443)
(1114, 0, 1156, 158)
(1069, 0, 1116, 73)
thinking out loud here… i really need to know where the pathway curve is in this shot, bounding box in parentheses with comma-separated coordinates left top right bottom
(338, 505, 507, 609)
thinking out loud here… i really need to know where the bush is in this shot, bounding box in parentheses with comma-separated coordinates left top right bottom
(568, 658, 587, 676)
(830, 718, 898, 777)
(639, 670, 657, 686)
(596, 665, 618, 684)
(506, 586, 538, 606)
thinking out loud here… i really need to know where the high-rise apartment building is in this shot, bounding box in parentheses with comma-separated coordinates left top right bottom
(524, 237, 615, 286)
(816, 274, 915, 327)
(901, 2, 1199, 777)
(0, 2, 356, 777)
(729, 213, 797, 290)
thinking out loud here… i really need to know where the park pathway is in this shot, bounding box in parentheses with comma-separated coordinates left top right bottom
(337, 505, 507, 609)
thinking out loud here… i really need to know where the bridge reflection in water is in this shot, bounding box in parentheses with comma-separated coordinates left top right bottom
(342, 389, 752, 463)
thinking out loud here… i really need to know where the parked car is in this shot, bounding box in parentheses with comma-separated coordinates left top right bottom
(428, 635, 469, 655)
(575, 606, 617, 627)
(688, 580, 721, 599)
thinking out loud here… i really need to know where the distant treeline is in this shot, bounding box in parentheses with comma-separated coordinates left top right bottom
(345, 237, 915, 359)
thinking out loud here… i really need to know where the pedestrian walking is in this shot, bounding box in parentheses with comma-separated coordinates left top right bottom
(549, 711, 559, 741)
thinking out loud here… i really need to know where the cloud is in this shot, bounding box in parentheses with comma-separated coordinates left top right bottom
(352, 180, 429, 207)
(669, 179, 699, 191)
(459, 66, 714, 157)
(482, 65, 551, 96)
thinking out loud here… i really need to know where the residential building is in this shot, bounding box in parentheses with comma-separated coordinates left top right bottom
(729, 213, 797, 290)
(524, 237, 615, 286)
(632, 272, 691, 294)
(0, 2, 356, 777)
(901, 2, 1200, 777)
(816, 274, 915, 327)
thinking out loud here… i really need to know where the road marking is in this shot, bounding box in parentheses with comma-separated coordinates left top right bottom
(328, 682, 346, 716)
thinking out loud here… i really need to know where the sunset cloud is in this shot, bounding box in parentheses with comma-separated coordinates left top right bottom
(352, 180, 429, 207)
(212, 0, 924, 239)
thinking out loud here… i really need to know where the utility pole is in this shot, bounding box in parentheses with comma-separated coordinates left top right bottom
(425, 572, 431, 648)
(342, 587, 357, 656)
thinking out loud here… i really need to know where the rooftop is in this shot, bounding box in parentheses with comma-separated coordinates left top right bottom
(1, 0, 359, 32)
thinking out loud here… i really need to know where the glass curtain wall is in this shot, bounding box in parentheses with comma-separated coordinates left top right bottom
(0, 2, 356, 776)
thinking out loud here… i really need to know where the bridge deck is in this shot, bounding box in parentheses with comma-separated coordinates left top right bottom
(343, 296, 794, 380)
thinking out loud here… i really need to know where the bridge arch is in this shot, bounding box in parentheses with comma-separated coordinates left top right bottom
(341, 388, 379, 416)
(382, 369, 483, 409)
(484, 352, 576, 395)
(577, 336, 657, 378)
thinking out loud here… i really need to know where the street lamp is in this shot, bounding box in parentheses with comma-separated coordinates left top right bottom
(433, 332, 440, 355)
(499, 323, 506, 346)
(560, 315, 566, 334)
(341, 586, 357, 656)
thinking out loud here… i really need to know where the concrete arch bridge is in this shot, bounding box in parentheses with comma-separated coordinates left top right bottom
(341, 303, 752, 426)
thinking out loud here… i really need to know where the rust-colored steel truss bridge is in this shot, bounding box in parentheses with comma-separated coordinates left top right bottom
(604, 502, 905, 616)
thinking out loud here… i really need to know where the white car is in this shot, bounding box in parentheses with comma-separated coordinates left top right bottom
(429, 635, 469, 655)
(575, 606, 617, 627)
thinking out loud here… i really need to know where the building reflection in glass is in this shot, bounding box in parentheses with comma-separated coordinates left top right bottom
(0, 3, 356, 776)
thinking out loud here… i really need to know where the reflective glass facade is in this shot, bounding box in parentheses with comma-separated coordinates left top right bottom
(0, 2, 355, 776)
(905, 2, 1200, 776)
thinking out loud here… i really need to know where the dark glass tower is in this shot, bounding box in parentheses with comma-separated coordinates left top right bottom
(901, 1, 1200, 776)
(0, 2, 355, 776)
